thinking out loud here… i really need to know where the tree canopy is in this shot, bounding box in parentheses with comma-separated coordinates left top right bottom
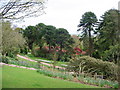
(44, 25, 56, 50)
(2, 21, 26, 56)
(23, 23, 75, 61)
(23, 25, 38, 50)
(78, 11, 98, 56)
(94, 9, 120, 63)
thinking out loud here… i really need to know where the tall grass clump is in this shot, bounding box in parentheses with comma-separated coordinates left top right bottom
(37, 69, 73, 81)
(77, 74, 119, 88)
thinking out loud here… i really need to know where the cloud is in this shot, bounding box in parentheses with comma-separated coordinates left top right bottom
(16, 0, 119, 35)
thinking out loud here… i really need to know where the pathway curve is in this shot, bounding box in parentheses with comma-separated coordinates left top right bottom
(0, 62, 37, 70)
(17, 54, 65, 70)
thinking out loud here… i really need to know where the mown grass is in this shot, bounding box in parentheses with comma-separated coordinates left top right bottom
(8, 56, 39, 69)
(2, 65, 99, 88)
(17, 56, 37, 65)
(22, 53, 68, 67)
(16, 56, 62, 69)
(8, 56, 65, 71)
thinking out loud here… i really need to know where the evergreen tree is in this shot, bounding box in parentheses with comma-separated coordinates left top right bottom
(94, 9, 120, 63)
(78, 12, 97, 56)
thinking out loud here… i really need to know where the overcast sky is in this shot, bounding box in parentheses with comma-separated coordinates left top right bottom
(16, 0, 119, 35)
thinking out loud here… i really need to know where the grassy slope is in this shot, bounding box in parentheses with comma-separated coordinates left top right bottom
(23, 54, 68, 66)
(2, 65, 98, 88)
(17, 56, 37, 65)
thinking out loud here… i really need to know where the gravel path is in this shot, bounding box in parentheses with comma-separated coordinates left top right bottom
(17, 54, 65, 70)
(0, 62, 37, 70)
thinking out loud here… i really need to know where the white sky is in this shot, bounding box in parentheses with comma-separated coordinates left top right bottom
(16, 0, 119, 35)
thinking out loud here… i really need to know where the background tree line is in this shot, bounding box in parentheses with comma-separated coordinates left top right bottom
(23, 23, 75, 61)
(78, 9, 120, 64)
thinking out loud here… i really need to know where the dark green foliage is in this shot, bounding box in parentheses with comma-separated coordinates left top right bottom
(58, 52, 71, 62)
(67, 56, 118, 80)
(23, 26, 38, 50)
(78, 12, 98, 56)
(32, 47, 54, 60)
(55, 28, 75, 61)
(32, 47, 47, 57)
(23, 23, 46, 50)
(55, 28, 74, 51)
(7, 52, 16, 58)
(35, 23, 46, 49)
(101, 45, 120, 63)
(94, 9, 120, 63)
(20, 47, 29, 54)
(44, 25, 56, 50)
(1, 56, 9, 64)
(23, 23, 74, 62)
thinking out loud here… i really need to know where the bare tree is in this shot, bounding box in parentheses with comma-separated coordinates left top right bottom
(0, 0, 47, 20)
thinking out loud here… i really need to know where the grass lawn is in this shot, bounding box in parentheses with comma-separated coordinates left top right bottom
(2, 65, 99, 88)
(23, 53, 68, 67)
(17, 56, 37, 65)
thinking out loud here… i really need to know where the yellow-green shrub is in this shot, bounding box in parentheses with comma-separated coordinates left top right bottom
(67, 56, 118, 80)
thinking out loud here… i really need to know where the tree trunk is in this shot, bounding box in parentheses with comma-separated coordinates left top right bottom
(88, 29, 92, 57)
(60, 43, 63, 52)
(28, 41, 33, 50)
(48, 43, 51, 52)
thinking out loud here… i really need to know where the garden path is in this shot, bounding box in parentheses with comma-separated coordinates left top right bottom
(0, 62, 37, 70)
(17, 54, 65, 70)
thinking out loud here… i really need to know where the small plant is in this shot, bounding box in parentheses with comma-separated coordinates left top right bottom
(77, 74, 119, 88)
(37, 69, 73, 81)
(1, 56, 9, 64)
(9, 59, 39, 69)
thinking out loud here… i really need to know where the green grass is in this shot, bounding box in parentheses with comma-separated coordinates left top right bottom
(17, 56, 37, 65)
(9, 56, 65, 71)
(2, 65, 99, 88)
(0, 65, 2, 89)
(8, 56, 39, 69)
(22, 53, 68, 67)
(16, 56, 60, 69)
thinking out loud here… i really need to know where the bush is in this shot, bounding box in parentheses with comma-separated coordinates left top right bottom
(32, 47, 53, 60)
(57, 52, 71, 62)
(67, 56, 118, 80)
(1, 56, 9, 64)
(32, 47, 71, 62)
(20, 47, 28, 54)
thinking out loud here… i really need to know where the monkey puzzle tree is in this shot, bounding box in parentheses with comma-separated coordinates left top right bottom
(77, 11, 97, 56)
